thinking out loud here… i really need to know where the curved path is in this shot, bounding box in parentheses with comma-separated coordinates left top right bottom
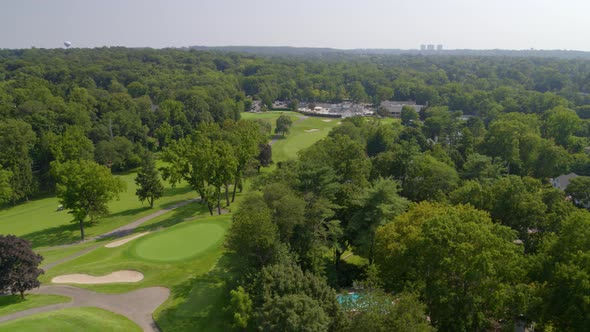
(0, 285, 170, 331)
(42, 198, 200, 271)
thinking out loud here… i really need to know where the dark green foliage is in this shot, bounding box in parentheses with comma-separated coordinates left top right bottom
(344, 291, 434, 332)
(256, 143, 272, 172)
(135, 152, 164, 208)
(401, 106, 419, 126)
(534, 211, 590, 331)
(375, 202, 526, 331)
(346, 178, 408, 262)
(251, 263, 344, 331)
(565, 176, 590, 208)
(0, 119, 36, 202)
(52, 160, 126, 240)
(274, 114, 292, 136)
(450, 175, 573, 252)
(225, 194, 280, 272)
(94, 136, 143, 171)
(258, 294, 330, 332)
(0, 166, 12, 205)
(0, 235, 44, 298)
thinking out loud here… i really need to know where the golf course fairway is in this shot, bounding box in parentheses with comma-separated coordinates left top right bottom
(0, 307, 141, 332)
(132, 221, 225, 262)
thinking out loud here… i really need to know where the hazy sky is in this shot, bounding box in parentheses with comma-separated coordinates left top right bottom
(1, 0, 589, 50)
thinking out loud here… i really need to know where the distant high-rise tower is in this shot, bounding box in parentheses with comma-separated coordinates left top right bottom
(420, 44, 426, 51)
(437, 44, 443, 51)
(427, 44, 435, 51)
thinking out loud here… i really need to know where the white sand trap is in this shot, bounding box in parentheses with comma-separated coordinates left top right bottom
(105, 232, 150, 248)
(322, 119, 332, 122)
(52, 270, 144, 284)
(305, 129, 320, 133)
(337, 121, 342, 124)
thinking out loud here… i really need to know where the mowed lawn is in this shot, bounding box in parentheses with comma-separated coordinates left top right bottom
(272, 116, 340, 161)
(0, 294, 70, 317)
(40, 214, 232, 331)
(0, 169, 196, 248)
(0, 307, 141, 332)
(0, 113, 341, 330)
(240, 110, 300, 135)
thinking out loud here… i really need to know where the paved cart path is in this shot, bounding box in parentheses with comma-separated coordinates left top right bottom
(0, 285, 169, 332)
(42, 198, 200, 271)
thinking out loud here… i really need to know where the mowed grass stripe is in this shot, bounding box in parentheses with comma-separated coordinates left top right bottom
(0, 307, 141, 332)
(132, 221, 225, 262)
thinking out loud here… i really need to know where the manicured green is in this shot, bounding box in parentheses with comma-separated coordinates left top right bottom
(132, 221, 225, 262)
(0, 294, 70, 317)
(0, 307, 141, 332)
(40, 215, 232, 294)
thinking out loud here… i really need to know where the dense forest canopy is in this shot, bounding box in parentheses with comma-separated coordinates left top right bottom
(2, 47, 590, 330)
(1, 47, 589, 203)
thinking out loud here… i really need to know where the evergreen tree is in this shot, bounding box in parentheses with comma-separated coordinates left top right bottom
(135, 153, 164, 208)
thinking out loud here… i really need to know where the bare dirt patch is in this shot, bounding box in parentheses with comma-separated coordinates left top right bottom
(105, 232, 150, 248)
(52, 270, 144, 284)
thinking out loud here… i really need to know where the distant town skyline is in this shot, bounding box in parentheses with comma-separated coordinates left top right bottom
(2, 0, 590, 51)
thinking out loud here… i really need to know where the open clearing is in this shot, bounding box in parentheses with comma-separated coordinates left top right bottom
(105, 232, 150, 248)
(0, 167, 196, 248)
(0, 307, 141, 332)
(271, 116, 340, 161)
(132, 221, 225, 262)
(52, 270, 144, 284)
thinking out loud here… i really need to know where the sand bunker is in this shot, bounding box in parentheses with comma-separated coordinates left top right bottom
(304, 129, 320, 133)
(105, 232, 150, 248)
(337, 122, 342, 124)
(322, 119, 332, 122)
(52, 270, 144, 284)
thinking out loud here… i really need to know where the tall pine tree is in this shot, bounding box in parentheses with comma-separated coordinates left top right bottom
(135, 152, 164, 208)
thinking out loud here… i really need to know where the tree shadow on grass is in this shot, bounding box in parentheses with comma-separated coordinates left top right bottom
(156, 255, 234, 332)
(0, 294, 25, 306)
(163, 186, 193, 197)
(135, 201, 210, 233)
(107, 206, 151, 219)
(22, 222, 81, 248)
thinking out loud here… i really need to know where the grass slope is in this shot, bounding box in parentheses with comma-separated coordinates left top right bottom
(0, 294, 70, 317)
(0, 307, 141, 332)
(0, 171, 195, 248)
(272, 116, 339, 161)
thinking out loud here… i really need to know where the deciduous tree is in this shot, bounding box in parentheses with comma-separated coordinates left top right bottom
(0, 235, 44, 298)
(375, 202, 526, 331)
(275, 115, 293, 136)
(52, 160, 126, 240)
(565, 176, 590, 208)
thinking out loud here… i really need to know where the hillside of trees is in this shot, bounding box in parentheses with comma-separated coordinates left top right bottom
(1, 47, 590, 330)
